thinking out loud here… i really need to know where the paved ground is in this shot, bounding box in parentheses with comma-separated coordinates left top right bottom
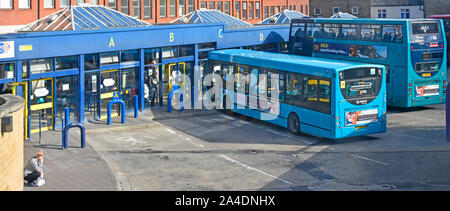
(23, 130, 117, 191)
(80, 102, 450, 191)
(22, 65, 450, 191)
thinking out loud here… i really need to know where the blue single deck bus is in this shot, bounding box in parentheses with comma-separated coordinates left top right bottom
(208, 49, 387, 139)
(289, 18, 447, 108)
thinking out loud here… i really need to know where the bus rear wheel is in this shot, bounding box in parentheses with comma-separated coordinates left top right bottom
(288, 113, 300, 134)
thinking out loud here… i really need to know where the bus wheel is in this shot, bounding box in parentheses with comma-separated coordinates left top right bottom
(288, 113, 300, 134)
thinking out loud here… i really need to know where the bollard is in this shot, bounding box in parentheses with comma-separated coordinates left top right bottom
(447, 82, 449, 142)
(63, 122, 86, 149)
(168, 85, 183, 113)
(134, 95, 139, 118)
(38, 113, 41, 142)
(64, 107, 70, 129)
(107, 99, 126, 125)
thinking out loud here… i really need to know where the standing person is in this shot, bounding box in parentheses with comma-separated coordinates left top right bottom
(148, 68, 159, 105)
(24, 150, 45, 186)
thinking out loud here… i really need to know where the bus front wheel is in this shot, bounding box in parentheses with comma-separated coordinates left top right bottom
(288, 113, 300, 134)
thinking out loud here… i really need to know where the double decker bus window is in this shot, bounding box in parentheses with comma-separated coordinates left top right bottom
(341, 24, 360, 40)
(292, 23, 306, 37)
(361, 24, 381, 41)
(307, 23, 321, 38)
(323, 23, 340, 39)
(382, 25, 402, 42)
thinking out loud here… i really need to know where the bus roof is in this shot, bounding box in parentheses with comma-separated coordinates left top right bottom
(209, 49, 384, 77)
(292, 18, 440, 24)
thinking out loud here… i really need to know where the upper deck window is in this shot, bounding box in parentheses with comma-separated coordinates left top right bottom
(382, 25, 403, 42)
(291, 23, 306, 37)
(322, 24, 340, 39)
(341, 24, 360, 40)
(306, 23, 321, 37)
(361, 24, 381, 41)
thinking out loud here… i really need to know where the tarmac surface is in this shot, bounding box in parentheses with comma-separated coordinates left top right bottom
(21, 67, 450, 191)
(23, 102, 450, 191)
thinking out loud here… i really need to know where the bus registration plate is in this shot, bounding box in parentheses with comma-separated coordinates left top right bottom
(422, 73, 432, 77)
(355, 126, 368, 129)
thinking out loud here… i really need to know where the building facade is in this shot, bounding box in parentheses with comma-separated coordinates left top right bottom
(309, 0, 371, 18)
(370, 0, 424, 19)
(0, 0, 309, 26)
(424, 0, 450, 17)
(0, 6, 291, 140)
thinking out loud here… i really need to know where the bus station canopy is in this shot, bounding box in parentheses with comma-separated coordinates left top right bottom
(171, 9, 253, 29)
(258, 10, 309, 24)
(19, 5, 151, 32)
(329, 12, 358, 19)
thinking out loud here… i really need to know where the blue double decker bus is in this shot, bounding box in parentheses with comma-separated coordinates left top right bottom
(289, 18, 447, 108)
(208, 49, 387, 139)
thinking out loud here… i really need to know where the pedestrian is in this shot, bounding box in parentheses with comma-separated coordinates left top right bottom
(24, 150, 45, 187)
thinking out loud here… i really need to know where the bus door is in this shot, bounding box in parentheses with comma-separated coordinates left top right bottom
(100, 69, 120, 119)
(29, 78, 54, 135)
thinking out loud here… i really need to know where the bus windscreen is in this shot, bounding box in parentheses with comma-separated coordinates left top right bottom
(339, 68, 383, 105)
(412, 22, 439, 35)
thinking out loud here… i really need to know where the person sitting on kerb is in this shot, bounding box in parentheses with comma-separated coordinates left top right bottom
(24, 150, 45, 187)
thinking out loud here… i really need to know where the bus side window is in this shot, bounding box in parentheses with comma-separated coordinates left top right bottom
(393, 25, 403, 43)
(223, 64, 234, 82)
(341, 24, 360, 40)
(293, 23, 306, 37)
(267, 71, 285, 102)
(382, 25, 398, 42)
(279, 73, 286, 102)
(286, 73, 303, 106)
(319, 80, 330, 103)
(304, 77, 318, 102)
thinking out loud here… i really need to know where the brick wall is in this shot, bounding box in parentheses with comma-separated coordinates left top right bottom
(0, 95, 25, 191)
(0, 0, 310, 26)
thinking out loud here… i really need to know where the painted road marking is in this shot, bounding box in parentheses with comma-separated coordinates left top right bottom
(392, 113, 439, 122)
(164, 128, 177, 134)
(179, 135, 205, 148)
(387, 130, 424, 141)
(264, 128, 313, 145)
(221, 114, 236, 120)
(351, 154, 389, 166)
(218, 154, 294, 185)
(116, 137, 146, 146)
